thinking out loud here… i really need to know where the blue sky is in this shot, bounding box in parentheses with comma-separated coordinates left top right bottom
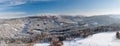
(0, 0, 120, 18)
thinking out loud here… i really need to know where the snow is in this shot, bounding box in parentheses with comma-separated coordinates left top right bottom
(34, 43, 49, 46)
(83, 24, 89, 26)
(92, 22, 98, 25)
(77, 32, 120, 46)
(34, 32, 120, 46)
(11, 27, 18, 31)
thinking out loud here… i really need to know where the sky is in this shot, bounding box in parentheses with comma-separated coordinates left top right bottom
(0, 0, 120, 18)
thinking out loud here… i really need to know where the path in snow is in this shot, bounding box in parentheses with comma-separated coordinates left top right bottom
(21, 19, 31, 33)
(34, 32, 120, 46)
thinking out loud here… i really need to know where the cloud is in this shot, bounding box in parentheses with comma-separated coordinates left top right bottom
(32, 0, 51, 1)
(0, 12, 29, 19)
(0, 0, 52, 7)
(0, 12, 61, 19)
(0, 0, 52, 11)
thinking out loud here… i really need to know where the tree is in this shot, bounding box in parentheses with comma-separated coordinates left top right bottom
(116, 32, 120, 39)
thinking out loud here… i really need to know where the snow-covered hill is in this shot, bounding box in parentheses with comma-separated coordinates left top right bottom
(0, 15, 120, 45)
(34, 31, 120, 46)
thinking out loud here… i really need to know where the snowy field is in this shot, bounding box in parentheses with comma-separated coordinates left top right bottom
(34, 32, 120, 46)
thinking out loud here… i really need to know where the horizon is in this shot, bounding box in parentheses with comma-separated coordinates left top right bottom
(1, 14, 120, 19)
